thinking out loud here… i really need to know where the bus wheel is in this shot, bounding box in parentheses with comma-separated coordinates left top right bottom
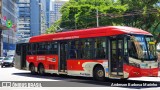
(30, 64, 36, 75)
(93, 66, 105, 81)
(38, 64, 45, 76)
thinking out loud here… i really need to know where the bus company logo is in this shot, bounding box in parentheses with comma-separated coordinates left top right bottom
(47, 57, 55, 62)
(52, 36, 79, 40)
(37, 56, 45, 61)
(63, 36, 79, 39)
(29, 57, 34, 59)
(2, 82, 11, 87)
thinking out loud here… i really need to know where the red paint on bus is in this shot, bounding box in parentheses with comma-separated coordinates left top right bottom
(29, 26, 151, 43)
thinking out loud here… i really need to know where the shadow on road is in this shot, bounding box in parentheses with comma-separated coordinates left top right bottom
(12, 72, 160, 89)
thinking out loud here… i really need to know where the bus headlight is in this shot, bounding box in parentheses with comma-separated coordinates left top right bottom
(140, 63, 148, 68)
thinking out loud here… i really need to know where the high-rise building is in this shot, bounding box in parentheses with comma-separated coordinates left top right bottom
(17, 0, 47, 41)
(38, 0, 47, 34)
(49, 11, 54, 26)
(17, 0, 31, 39)
(51, 0, 67, 24)
(46, 0, 50, 28)
(0, 0, 17, 56)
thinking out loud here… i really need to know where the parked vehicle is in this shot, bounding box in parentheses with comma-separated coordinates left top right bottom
(0, 57, 5, 65)
(1, 56, 14, 68)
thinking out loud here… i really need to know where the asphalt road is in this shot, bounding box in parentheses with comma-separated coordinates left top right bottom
(0, 66, 160, 90)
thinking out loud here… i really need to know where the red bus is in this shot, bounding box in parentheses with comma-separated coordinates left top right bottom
(15, 26, 159, 81)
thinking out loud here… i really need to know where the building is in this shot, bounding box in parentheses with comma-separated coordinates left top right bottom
(30, 0, 47, 35)
(38, 0, 47, 34)
(17, 0, 31, 39)
(49, 11, 54, 26)
(46, 0, 50, 28)
(51, 0, 67, 24)
(17, 0, 47, 41)
(0, 0, 17, 56)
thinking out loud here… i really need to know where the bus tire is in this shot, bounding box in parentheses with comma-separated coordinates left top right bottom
(93, 66, 105, 81)
(30, 64, 36, 75)
(38, 64, 45, 76)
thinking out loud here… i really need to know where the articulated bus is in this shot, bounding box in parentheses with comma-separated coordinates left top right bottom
(15, 26, 159, 81)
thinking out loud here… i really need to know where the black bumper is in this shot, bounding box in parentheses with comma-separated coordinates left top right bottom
(1, 62, 14, 66)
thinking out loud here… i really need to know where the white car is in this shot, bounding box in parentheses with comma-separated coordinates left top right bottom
(1, 56, 14, 68)
(0, 57, 5, 65)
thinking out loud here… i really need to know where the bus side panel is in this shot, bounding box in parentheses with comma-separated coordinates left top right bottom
(26, 55, 59, 73)
(67, 60, 109, 77)
(14, 54, 21, 70)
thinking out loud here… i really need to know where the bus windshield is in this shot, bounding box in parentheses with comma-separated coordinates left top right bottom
(128, 35, 157, 61)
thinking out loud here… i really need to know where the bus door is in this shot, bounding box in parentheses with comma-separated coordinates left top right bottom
(20, 43, 27, 69)
(59, 42, 68, 73)
(110, 36, 124, 77)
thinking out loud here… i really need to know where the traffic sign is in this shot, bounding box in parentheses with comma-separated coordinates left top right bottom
(6, 20, 13, 28)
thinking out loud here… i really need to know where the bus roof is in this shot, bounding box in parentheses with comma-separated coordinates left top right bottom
(29, 26, 152, 43)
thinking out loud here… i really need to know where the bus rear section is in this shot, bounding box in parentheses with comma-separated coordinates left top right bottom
(15, 43, 28, 70)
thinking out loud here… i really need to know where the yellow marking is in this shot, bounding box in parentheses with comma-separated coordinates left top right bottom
(78, 61, 80, 65)
(149, 42, 155, 45)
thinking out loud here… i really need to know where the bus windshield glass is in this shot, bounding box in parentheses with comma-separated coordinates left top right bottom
(128, 35, 157, 61)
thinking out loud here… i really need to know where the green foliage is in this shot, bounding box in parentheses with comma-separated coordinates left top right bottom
(46, 0, 160, 44)
(46, 20, 61, 34)
(58, 0, 128, 29)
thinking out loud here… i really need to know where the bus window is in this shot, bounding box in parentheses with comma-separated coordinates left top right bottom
(49, 42, 58, 54)
(83, 39, 93, 59)
(128, 40, 138, 59)
(36, 42, 58, 55)
(68, 39, 94, 59)
(69, 40, 78, 59)
(37, 43, 45, 55)
(32, 43, 37, 55)
(94, 37, 106, 59)
(128, 35, 157, 61)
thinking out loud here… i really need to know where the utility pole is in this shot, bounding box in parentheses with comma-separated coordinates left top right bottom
(75, 18, 77, 29)
(96, 8, 99, 27)
(95, 0, 99, 27)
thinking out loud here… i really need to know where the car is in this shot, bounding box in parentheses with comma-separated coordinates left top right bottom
(0, 57, 5, 65)
(1, 56, 14, 68)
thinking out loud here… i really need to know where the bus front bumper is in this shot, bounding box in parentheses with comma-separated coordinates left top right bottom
(124, 64, 159, 78)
